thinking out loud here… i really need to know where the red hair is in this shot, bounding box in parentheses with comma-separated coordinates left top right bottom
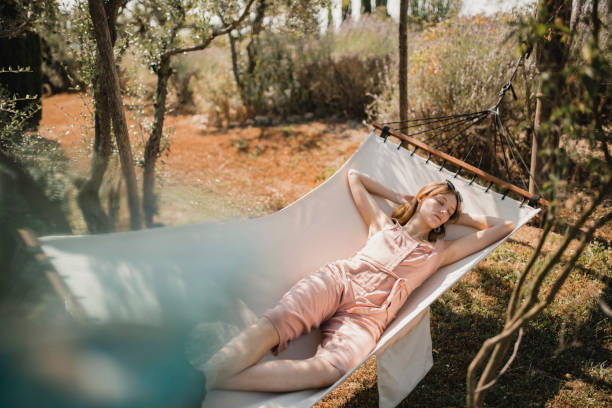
(391, 181, 462, 241)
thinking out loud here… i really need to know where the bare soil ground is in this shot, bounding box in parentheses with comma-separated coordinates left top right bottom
(40, 93, 365, 226)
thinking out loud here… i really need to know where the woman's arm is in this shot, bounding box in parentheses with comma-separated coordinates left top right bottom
(347, 169, 408, 235)
(440, 212, 515, 267)
(349, 170, 410, 204)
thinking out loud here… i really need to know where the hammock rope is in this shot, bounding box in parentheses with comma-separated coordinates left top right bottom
(376, 50, 545, 207)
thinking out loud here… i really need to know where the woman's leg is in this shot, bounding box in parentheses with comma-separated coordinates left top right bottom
(203, 316, 279, 389)
(219, 356, 342, 392)
(205, 264, 347, 390)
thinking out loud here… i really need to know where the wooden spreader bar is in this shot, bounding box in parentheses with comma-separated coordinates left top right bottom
(18, 229, 86, 320)
(372, 123, 549, 207)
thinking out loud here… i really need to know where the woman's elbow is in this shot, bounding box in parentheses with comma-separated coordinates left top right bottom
(347, 169, 362, 183)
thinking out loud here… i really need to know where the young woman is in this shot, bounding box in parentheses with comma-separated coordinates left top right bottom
(202, 169, 514, 392)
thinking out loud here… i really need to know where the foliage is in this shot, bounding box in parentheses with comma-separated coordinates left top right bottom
(227, 11, 394, 119)
(407, 0, 462, 24)
(370, 13, 533, 121)
(514, 3, 611, 191)
(0, 0, 58, 39)
(36, 6, 88, 93)
(0, 82, 40, 144)
(466, 1, 612, 405)
(0, 76, 73, 236)
(294, 53, 392, 118)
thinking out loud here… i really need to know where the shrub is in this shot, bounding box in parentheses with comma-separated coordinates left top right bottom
(228, 13, 397, 120)
(294, 54, 392, 119)
(370, 13, 534, 121)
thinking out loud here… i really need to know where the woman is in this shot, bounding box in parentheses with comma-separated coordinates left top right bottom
(202, 169, 514, 392)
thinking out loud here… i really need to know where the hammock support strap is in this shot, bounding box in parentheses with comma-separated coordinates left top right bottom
(372, 122, 549, 207)
(17, 229, 86, 319)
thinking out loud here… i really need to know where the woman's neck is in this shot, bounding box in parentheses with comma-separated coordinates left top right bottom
(402, 216, 430, 242)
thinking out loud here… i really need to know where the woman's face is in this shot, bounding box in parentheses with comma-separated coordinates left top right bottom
(418, 193, 458, 229)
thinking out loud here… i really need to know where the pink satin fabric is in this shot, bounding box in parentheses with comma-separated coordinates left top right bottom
(264, 220, 445, 374)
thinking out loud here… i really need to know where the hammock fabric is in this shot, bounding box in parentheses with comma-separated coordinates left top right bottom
(40, 131, 539, 407)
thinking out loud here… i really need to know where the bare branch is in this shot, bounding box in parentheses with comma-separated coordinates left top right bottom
(476, 328, 524, 393)
(163, 0, 257, 58)
(0, 17, 32, 39)
(506, 211, 554, 322)
(599, 298, 612, 318)
(509, 180, 611, 326)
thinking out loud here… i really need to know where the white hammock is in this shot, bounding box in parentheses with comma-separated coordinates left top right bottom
(40, 131, 539, 407)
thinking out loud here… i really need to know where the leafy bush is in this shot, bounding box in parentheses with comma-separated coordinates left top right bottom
(370, 13, 534, 122)
(294, 54, 392, 118)
(227, 13, 397, 119)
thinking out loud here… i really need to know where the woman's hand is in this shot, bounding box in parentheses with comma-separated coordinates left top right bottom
(348, 169, 404, 235)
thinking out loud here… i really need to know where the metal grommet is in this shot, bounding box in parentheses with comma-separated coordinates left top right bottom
(528, 194, 540, 207)
(381, 126, 391, 143)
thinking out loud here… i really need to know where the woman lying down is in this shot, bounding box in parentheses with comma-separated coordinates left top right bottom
(202, 169, 514, 392)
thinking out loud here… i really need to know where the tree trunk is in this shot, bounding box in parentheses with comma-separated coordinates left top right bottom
(399, 0, 408, 146)
(143, 56, 171, 228)
(88, 0, 141, 230)
(77, 64, 113, 233)
(228, 34, 248, 109)
(533, 0, 572, 184)
(529, 78, 542, 194)
(76, 0, 124, 233)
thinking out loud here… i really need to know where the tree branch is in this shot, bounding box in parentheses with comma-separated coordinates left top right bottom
(163, 0, 257, 58)
(506, 210, 554, 321)
(475, 328, 524, 393)
(0, 17, 32, 39)
(509, 179, 611, 326)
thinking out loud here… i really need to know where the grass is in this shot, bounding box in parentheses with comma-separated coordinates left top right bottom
(312, 234, 612, 407)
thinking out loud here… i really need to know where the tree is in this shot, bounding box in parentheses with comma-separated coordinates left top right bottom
(466, 1, 611, 406)
(128, 0, 256, 227)
(0, 1, 51, 129)
(88, 0, 141, 230)
(223, 0, 327, 118)
(399, 0, 408, 126)
(530, 0, 573, 191)
(77, 0, 126, 233)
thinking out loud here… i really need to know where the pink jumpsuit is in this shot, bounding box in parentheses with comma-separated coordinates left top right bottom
(264, 219, 445, 374)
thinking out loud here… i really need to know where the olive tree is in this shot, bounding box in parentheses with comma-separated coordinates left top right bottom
(127, 0, 256, 227)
